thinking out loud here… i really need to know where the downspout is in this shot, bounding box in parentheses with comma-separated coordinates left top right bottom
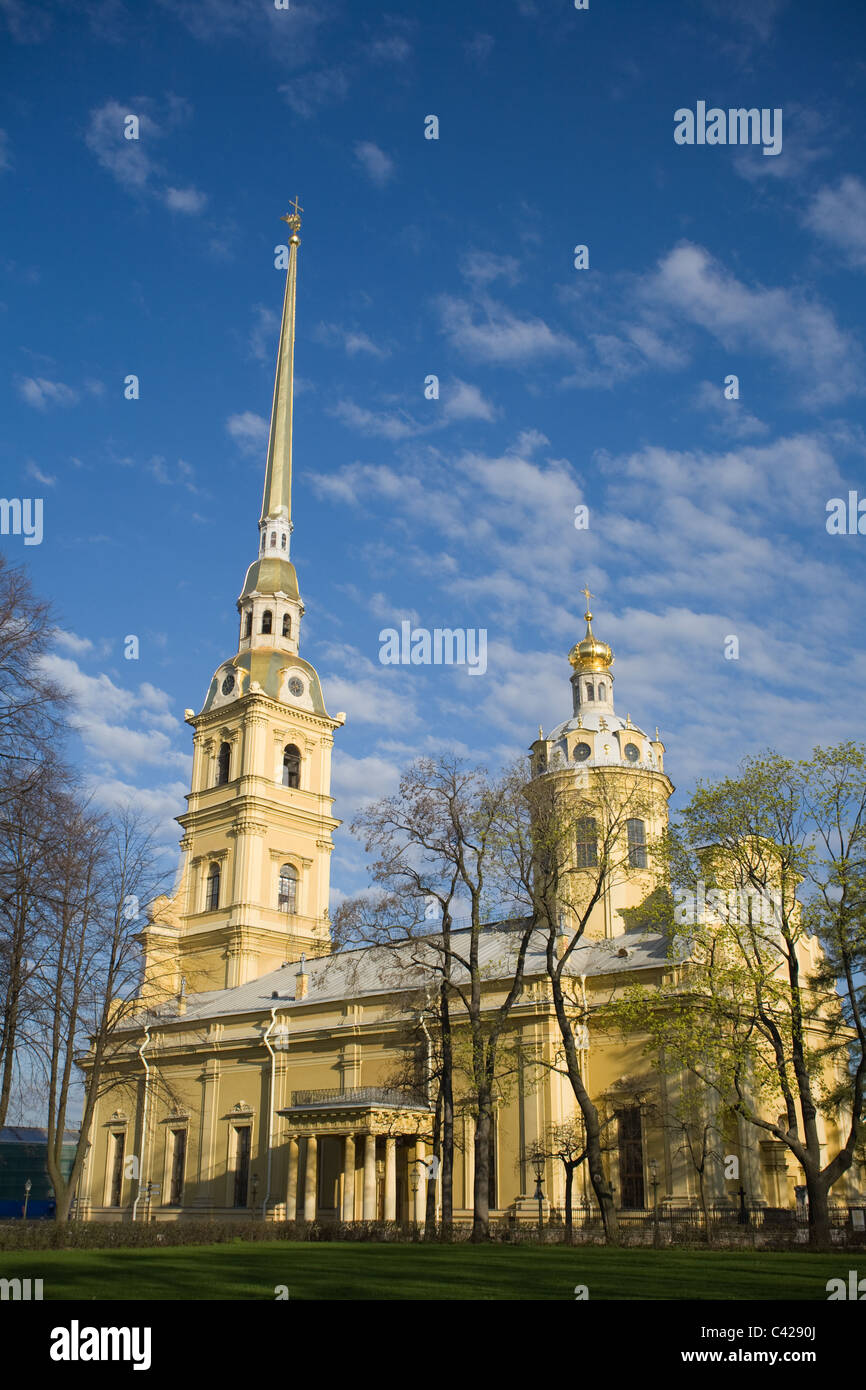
(262, 1005, 288, 1219)
(131, 1024, 152, 1223)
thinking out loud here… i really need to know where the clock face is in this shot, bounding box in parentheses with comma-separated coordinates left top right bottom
(574, 742, 591, 762)
(624, 742, 640, 762)
(221, 673, 235, 696)
(288, 676, 304, 698)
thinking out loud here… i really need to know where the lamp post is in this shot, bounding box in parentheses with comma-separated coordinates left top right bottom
(650, 1159, 660, 1247)
(23, 1178, 32, 1221)
(410, 1167, 419, 1232)
(737, 1183, 749, 1226)
(532, 1153, 545, 1235)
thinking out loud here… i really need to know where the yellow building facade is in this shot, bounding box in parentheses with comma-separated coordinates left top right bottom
(78, 210, 864, 1228)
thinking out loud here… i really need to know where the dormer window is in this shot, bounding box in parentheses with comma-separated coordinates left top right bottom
(261, 610, 273, 635)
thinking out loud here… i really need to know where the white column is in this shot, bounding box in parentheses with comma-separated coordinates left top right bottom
(362, 1134, 377, 1220)
(342, 1135, 356, 1222)
(286, 1136, 298, 1220)
(384, 1137, 397, 1221)
(303, 1136, 317, 1221)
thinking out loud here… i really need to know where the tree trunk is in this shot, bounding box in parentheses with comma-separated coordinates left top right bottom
(439, 980, 454, 1238)
(425, 1084, 442, 1235)
(697, 1169, 712, 1246)
(549, 958, 619, 1242)
(564, 1162, 574, 1244)
(472, 1100, 491, 1241)
(804, 1168, 833, 1251)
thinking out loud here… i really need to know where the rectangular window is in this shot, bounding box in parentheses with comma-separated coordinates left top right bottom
(170, 1129, 187, 1206)
(617, 1108, 645, 1209)
(233, 1126, 251, 1208)
(627, 818, 647, 869)
(110, 1131, 125, 1207)
(575, 816, 598, 868)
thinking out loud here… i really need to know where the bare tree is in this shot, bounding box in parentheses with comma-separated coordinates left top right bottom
(37, 802, 171, 1221)
(0, 554, 67, 777)
(343, 755, 538, 1240)
(499, 760, 664, 1243)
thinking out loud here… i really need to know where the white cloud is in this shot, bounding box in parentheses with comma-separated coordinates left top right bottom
(438, 293, 575, 365)
(692, 380, 768, 439)
(53, 630, 94, 655)
(354, 141, 395, 187)
(227, 411, 269, 453)
(639, 242, 862, 406)
(25, 460, 56, 486)
(332, 399, 418, 440)
(803, 175, 866, 269)
(163, 185, 208, 214)
(16, 377, 78, 409)
(280, 66, 350, 118)
(36, 654, 189, 781)
(329, 749, 403, 821)
(0, 129, 11, 172)
(315, 322, 388, 358)
(459, 250, 520, 286)
(442, 379, 497, 423)
(84, 97, 207, 217)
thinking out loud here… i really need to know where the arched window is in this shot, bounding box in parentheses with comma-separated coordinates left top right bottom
(575, 816, 598, 869)
(597, 683, 605, 700)
(627, 818, 647, 869)
(205, 863, 220, 911)
(282, 744, 300, 788)
(261, 610, 273, 635)
(280, 534, 287, 549)
(585, 682, 594, 701)
(216, 742, 231, 786)
(243, 611, 252, 639)
(278, 863, 298, 913)
(270, 531, 276, 547)
(282, 613, 291, 638)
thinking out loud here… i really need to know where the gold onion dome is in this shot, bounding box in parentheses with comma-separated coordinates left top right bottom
(568, 592, 614, 672)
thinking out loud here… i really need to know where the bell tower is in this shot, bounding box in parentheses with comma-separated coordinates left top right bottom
(141, 202, 345, 995)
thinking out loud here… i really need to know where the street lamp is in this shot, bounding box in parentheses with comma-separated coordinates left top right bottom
(737, 1183, 750, 1226)
(532, 1152, 545, 1234)
(23, 1178, 32, 1221)
(410, 1167, 419, 1230)
(649, 1159, 660, 1247)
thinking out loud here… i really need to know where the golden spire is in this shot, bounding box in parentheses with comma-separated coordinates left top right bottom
(261, 200, 303, 528)
(568, 584, 614, 672)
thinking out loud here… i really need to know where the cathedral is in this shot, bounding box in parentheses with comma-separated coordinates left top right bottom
(78, 208, 862, 1226)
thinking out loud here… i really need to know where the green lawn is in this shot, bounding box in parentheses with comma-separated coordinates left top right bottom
(2, 1243, 864, 1300)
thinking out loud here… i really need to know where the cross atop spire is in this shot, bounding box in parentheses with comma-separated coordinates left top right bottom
(281, 196, 303, 234)
(581, 584, 593, 619)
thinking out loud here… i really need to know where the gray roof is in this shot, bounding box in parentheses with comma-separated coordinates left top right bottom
(140, 923, 674, 1029)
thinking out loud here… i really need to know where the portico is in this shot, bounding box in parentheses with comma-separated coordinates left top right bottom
(278, 1087, 433, 1225)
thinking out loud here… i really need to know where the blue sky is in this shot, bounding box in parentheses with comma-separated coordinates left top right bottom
(3, 0, 866, 904)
